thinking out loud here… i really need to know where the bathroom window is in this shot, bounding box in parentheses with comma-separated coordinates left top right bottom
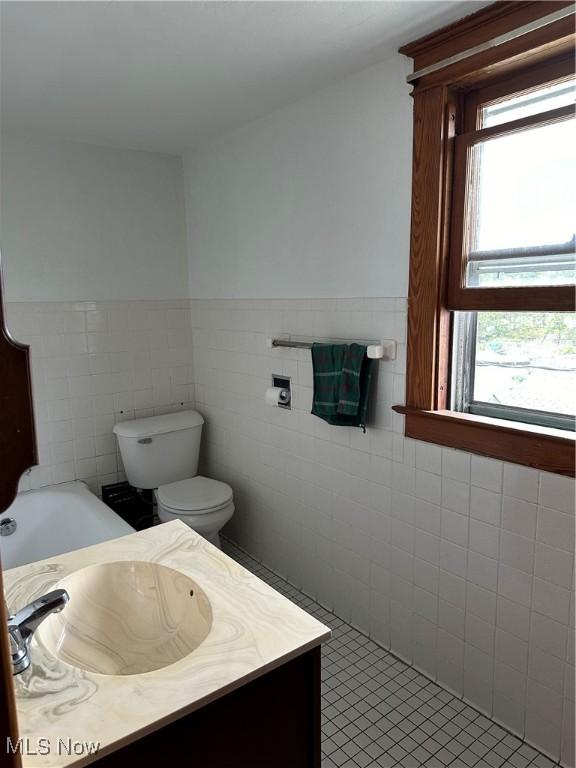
(398, 7, 575, 475)
(449, 62, 575, 432)
(452, 311, 576, 431)
(448, 60, 575, 306)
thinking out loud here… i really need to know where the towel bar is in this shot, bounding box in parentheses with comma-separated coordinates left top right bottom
(267, 337, 396, 360)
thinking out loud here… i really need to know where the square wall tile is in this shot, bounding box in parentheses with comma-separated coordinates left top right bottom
(498, 564, 532, 607)
(467, 551, 498, 593)
(415, 441, 442, 475)
(415, 469, 441, 506)
(536, 506, 574, 553)
(441, 508, 469, 548)
(470, 519, 500, 559)
(534, 543, 574, 590)
(440, 539, 468, 579)
(414, 499, 441, 536)
(539, 471, 575, 515)
(503, 464, 539, 503)
(493, 690, 526, 737)
(414, 530, 440, 566)
(471, 455, 503, 492)
(495, 628, 528, 673)
(442, 478, 470, 516)
(438, 600, 465, 639)
(528, 646, 564, 694)
(500, 531, 534, 575)
(442, 448, 471, 483)
(439, 569, 466, 609)
(465, 612, 495, 655)
(530, 612, 567, 660)
(497, 596, 530, 642)
(470, 486, 502, 527)
(414, 558, 439, 595)
(532, 579, 571, 626)
(502, 496, 538, 540)
(526, 677, 563, 723)
(466, 583, 497, 625)
(494, 658, 527, 702)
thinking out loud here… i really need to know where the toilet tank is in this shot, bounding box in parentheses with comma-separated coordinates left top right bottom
(113, 410, 204, 490)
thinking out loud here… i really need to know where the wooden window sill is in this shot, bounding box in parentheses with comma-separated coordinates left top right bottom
(392, 406, 575, 476)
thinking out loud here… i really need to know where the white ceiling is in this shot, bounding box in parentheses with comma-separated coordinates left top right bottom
(1, 1, 488, 154)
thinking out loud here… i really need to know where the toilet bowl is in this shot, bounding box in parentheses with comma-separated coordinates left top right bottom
(113, 410, 234, 549)
(155, 476, 234, 549)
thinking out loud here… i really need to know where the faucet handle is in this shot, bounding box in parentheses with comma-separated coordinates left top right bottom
(9, 589, 69, 647)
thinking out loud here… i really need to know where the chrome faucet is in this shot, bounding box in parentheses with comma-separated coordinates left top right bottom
(8, 589, 69, 675)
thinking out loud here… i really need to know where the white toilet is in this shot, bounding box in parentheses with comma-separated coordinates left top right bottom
(113, 410, 234, 548)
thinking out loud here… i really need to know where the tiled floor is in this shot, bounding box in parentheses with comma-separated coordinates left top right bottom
(222, 539, 561, 768)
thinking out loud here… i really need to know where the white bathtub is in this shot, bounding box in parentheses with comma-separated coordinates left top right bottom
(0, 481, 134, 570)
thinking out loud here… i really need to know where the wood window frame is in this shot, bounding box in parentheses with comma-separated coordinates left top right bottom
(448, 56, 575, 311)
(395, 1, 576, 477)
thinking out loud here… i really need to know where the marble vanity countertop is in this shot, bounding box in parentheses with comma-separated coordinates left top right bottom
(4, 521, 330, 767)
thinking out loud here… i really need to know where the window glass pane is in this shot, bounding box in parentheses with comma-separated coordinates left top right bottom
(481, 76, 576, 128)
(472, 311, 576, 418)
(465, 117, 576, 288)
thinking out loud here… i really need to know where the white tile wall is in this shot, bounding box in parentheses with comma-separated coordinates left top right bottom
(7, 295, 573, 763)
(190, 297, 575, 767)
(6, 300, 195, 495)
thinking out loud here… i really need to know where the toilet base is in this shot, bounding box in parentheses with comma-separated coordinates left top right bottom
(155, 495, 234, 550)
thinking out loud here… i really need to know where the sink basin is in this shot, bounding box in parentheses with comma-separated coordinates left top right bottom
(37, 560, 213, 675)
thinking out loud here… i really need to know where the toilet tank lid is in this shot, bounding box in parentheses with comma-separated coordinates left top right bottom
(113, 410, 204, 438)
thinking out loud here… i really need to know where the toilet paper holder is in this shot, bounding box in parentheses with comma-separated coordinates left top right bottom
(271, 375, 291, 409)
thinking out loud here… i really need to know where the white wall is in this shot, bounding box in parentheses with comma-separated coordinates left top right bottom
(0, 135, 193, 493)
(184, 52, 575, 766)
(1, 135, 189, 301)
(191, 296, 575, 767)
(184, 54, 412, 300)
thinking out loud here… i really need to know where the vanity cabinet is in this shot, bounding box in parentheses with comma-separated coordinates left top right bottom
(93, 648, 321, 768)
(6, 521, 329, 768)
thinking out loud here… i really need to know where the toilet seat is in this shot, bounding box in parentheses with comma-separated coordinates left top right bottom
(155, 476, 235, 549)
(156, 476, 233, 516)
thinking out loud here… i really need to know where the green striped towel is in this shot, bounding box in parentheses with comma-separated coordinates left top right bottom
(311, 343, 375, 431)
